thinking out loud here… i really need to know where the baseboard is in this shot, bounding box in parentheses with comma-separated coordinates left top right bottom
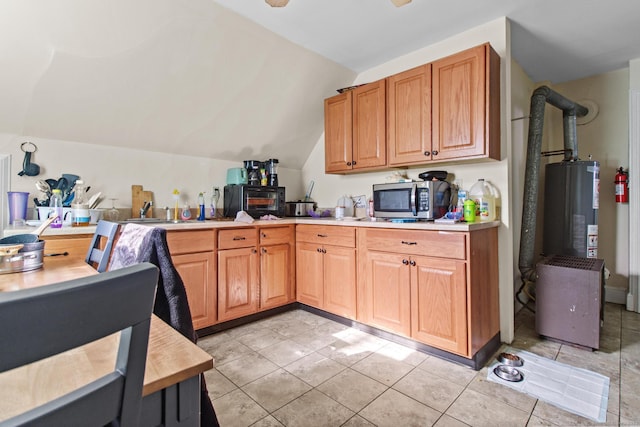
(605, 285, 627, 305)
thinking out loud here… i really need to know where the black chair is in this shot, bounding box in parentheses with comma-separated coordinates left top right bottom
(85, 220, 120, 272)
(0, 263, 159, 426)
(109, 223, 220, 426)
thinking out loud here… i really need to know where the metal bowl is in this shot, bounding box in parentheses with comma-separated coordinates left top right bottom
(497, 352, 523, 367)
(493, 365, 524, 382)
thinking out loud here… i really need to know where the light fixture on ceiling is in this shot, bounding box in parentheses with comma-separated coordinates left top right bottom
(390, 0, 412, 6)
(265, 0, 289, 6)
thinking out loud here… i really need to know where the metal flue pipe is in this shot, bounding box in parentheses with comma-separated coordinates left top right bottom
(518, 86, 588, 283)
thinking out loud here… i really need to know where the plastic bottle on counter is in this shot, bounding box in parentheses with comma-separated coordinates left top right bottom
(454, 180, 467, 215)
(49, 189, 63, 228)
(463, 199, 476, 223)
(197, 192, 206, 221)
(487, 180, 501, 221)
(469, 178, 496, 222)
(71, 180, 90, 227)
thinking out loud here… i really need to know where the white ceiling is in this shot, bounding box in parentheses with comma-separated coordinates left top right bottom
(213, 0, 640, 84)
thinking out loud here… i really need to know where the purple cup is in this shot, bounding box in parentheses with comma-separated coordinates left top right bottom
(7, 191, 29, 225)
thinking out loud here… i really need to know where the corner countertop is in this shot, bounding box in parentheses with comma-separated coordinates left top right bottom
(2, 217, 500, 238)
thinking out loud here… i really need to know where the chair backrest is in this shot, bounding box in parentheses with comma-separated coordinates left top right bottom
(0, 263, 159, 426)
(85, 220, 120, 272)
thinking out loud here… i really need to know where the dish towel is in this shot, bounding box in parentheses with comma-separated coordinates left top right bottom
(109, 223, 219, 427)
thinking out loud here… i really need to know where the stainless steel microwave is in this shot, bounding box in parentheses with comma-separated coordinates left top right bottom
(372, 181, 451, 220)
(223, 185, 286, 219)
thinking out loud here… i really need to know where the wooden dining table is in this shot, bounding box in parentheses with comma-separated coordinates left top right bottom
(0, 258, 214, 426)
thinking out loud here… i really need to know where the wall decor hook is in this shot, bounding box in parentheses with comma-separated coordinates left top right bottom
(18, 141, 40, 177)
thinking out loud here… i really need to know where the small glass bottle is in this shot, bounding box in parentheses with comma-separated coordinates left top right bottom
(49, 189, 63, 228)
(72, 180, 90, 227)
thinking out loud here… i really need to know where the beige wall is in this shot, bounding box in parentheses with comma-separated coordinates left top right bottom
(544, 69, 630, 293)
(0, 133, 304, 215)
(302, 17, 517, 342)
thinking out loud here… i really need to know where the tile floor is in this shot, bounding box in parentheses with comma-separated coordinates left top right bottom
(198, 303, 640, 426)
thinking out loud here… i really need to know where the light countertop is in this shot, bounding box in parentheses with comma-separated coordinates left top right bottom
(2, 217, 500, 238)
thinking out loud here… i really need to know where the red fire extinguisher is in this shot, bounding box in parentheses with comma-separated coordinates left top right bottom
(615, 167, 628, 203)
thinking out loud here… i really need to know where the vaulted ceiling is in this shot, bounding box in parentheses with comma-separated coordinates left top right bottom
(2, 0, 639, 170)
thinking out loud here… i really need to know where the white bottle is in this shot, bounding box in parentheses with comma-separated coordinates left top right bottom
(71, 180, 90, 227)
(486, 180, 501, 221)
(469, 179, 496, 222)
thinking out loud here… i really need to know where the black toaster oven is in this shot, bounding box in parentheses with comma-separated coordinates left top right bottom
(223, 185, 286, 219)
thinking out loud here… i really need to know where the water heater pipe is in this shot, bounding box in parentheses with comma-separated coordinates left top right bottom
(518, 86, 588, 284)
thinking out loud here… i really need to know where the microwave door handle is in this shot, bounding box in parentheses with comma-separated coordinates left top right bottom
(411, 184, 417, 216)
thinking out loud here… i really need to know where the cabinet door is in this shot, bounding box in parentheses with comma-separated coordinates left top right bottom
(411, 256, 468, 356)
(324, 91, 353, 173)
(361, 251, 411, 336)
(218, 247, 259, 322)
(387, 64, 432, 165)
(172, 251, 217, 330)
(296, 242, 324, 309)
(352, 80, 386, 170)
(260, 243, 293, 310)
(323, 245, 357, 320)
(432, 44, 488, 161)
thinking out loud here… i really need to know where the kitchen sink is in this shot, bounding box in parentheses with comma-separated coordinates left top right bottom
(123, 218, 180, 224)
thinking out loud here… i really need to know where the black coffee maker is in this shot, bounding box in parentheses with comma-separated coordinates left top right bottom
(266, 158, 279, 186)
(244, 160, 261, 186)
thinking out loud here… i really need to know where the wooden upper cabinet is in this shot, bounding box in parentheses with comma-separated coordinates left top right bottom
(387, 64, 432, 165)
(325, 91, 353, 173)
(352, 80, 386, 170)
(325, 80, 386, 173)
(432, 43, 500, 162)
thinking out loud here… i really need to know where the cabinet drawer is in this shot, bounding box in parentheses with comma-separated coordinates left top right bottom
(219, 228, 258, 249)
(167, 229, 216, 254)
(296, 225, 355, 247)
(260, 226, 292, 246)
(363, 228, 466, 260)
(42, 235, 93, 261)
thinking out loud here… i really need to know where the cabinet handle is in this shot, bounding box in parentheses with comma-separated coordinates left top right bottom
(402, 259, 409, 265)
(261, 248, 267, 254)
(346, 161, 352, 166)
(432, 150, 438, 156)
(322, 248, 327, 254)
(409, 260, 416, 266)
(252, 248, 257, 253)
(317, 234, 328, 238)
(261, 232, 267, 238)
(233, 236, 246, 241)
(352, 161, 356, 166)
(424, 151, 431, 156)
(317, 248, 322, 253)
(401, 240, 417, 245)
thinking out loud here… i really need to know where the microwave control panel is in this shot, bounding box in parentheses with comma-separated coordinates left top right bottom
(416, 187, 430, 213)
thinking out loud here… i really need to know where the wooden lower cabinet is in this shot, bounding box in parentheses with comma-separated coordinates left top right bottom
(217, 226, 294, 322)
(360, 251, 411, 336)
(167, 229, 217, 330)
(411, 255, 467, 355)
(296, 242, 325, 308)
(259, 225, 295, 309)
(358, 227, 498, 359)
(218, 246, 259, 322)
(296, 225, 357, 319)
